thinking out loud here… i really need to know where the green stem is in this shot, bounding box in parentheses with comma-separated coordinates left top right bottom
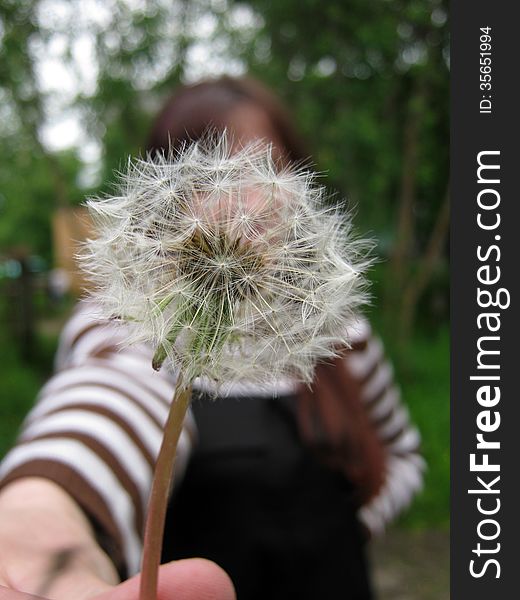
(139, 373, 193, 600)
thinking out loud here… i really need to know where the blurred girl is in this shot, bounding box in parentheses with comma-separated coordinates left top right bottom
(0, 76, 424, 600)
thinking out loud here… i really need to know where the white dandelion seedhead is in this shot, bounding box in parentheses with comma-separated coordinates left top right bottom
(82, 135, 371, 387)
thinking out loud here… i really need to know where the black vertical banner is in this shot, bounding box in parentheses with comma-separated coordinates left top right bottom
(452, 2, 519, 598)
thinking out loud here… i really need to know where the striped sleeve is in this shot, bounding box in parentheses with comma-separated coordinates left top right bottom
(344, 319, 426, 535)
(0, 300, 196, 576)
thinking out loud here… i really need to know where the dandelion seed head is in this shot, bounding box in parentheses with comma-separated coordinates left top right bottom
(81, 134, 371, 388)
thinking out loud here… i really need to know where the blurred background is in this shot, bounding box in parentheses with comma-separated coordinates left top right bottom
(0, 0, 449, 597)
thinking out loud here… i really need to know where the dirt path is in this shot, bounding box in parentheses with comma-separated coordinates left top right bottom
(369, 528, 449, 600)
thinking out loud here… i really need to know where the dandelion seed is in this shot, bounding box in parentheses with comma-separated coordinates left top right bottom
(80, 133, 371, 600)
(82, 135, 370, 388)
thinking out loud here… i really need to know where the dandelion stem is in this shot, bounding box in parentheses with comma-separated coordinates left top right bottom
(139, 373, 193, 600)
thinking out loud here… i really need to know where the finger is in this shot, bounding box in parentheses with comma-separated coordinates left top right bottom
(0, 586, 44, 600)
(94, 558, 236, 600)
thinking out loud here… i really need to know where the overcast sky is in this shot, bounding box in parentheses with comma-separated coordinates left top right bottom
(33, 0, 258, 185)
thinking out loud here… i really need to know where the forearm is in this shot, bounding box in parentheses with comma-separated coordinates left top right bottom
(0, 478, 118, 599)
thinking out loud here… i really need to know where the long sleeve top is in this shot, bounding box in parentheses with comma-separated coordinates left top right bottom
(0, 300, 424, 576)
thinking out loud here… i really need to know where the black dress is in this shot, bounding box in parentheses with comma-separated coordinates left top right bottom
(162, 391, 374, 600)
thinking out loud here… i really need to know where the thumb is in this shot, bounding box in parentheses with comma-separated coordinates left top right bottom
(94, 559, 236, 600)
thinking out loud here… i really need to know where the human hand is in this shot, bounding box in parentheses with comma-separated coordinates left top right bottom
(0, 478, 235, 600)
(0, 558, 235, 600)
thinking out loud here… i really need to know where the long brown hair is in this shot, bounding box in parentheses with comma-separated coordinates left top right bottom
(147, 75, 385, 507)
(146, 76, 309, 163)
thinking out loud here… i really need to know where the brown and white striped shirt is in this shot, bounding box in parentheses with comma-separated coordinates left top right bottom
(0, 301, 424, 575)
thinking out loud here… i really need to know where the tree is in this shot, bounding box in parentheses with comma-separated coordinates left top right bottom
(237, 0, 450, 339)
(0, 0, 449, 338)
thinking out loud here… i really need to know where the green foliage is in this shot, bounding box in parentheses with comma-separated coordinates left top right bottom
(390, 326, 449, 528)
(0, 348, 41, 458)
(243, 0, 449, 237)
(0, 0, 449, 526)
(0, 0, 449, 266)
(0, 145, 84, 262)
(0, 322, 59, 458)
